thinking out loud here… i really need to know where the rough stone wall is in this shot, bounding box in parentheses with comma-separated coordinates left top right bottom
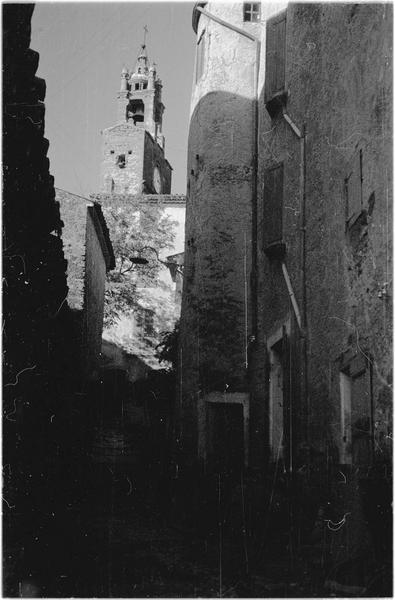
(57, 189, 114, 380)
(3, 4, 68, 378)
(143, 131, 172, 194)
(57, 189, 87, 310)
(101, 125, 171, 196)
(253, 1, 392, 563)
(3, 6, 72, 593)
(255, 2, 392, 460)
(101, 124, 145, 193)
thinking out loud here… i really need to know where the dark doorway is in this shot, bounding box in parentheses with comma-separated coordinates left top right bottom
(206, 402, 244, 475)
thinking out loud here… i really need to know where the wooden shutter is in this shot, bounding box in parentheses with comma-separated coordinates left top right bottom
(345, 149, 363, 222)
(265, 12, 286, 103)
(263, 163, 283, 247)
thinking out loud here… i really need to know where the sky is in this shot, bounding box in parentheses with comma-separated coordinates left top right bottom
(31, 2, 196, 197)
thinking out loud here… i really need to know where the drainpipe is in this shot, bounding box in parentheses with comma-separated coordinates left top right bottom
(195, 7, 261, 340)
(282, 109, 309, 446)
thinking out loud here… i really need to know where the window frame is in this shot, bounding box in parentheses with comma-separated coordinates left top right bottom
(338, 353, 374, 466)
(116, 154, 126, 169)
(243, 2, 261, 22)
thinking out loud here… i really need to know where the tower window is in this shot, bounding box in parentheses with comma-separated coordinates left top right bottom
(243, 3, 261, 22)
(127, 99, 145, 126)
(143, 83, 147, 89)
(128, 150, 132, 155)
(110, 150, 114, 154)
(134, 83, 140, 90)
(117, 154, 126, 168)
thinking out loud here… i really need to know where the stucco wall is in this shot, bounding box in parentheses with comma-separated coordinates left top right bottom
(180, 1, 283, 460)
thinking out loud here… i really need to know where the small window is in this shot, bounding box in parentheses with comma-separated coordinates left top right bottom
(143, 83, 147, 90)
(110, 150, 114, 154)
(243, 3, 261, 22)
(134, 83, 140, 90)
(128, 150, 132, 155)
(116, 154, 126, 169)
(195, 29, 206, 83)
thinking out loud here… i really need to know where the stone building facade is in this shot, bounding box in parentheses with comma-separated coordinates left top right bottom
(178, 1, 392, 588)
(57, 189, 115, 381)
(254, 1, 392, 576)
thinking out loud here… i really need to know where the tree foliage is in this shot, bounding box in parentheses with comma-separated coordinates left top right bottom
(102, 198, 177, 328)
(155, 320, 179, 371)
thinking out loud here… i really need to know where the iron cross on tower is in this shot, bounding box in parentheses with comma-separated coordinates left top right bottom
(143, 25, 148, 46)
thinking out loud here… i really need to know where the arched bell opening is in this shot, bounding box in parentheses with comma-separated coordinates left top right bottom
(127, 99, 145, 126)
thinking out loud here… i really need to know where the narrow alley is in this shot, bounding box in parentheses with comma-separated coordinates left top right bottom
(3, 2, 392, 597)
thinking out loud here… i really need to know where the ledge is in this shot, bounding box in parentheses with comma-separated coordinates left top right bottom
(265, 90, 288, 120)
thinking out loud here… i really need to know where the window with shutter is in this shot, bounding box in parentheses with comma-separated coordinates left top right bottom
(263, 163, 284, 249)
(265, 12, 287, 117)
(345, 148, 363, 224)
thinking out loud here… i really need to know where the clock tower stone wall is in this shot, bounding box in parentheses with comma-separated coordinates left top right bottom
(100, 42, 172, 195)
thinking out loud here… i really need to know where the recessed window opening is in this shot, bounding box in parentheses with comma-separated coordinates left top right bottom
(244, 3, 261, 22)
(110, 150, 114, 154)
(143, 83, 147, 89)
(339, 361, 372, 466)
(128, 150, 132, 155)
(127, 99, 145, 126)
(117, 154, 126, 168)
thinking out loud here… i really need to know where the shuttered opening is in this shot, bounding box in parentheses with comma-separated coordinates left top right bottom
(263, 163, 284, 249)
(265, 11, 287, 116)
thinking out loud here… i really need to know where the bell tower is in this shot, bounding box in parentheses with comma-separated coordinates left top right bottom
(101, 33, 172, 195)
